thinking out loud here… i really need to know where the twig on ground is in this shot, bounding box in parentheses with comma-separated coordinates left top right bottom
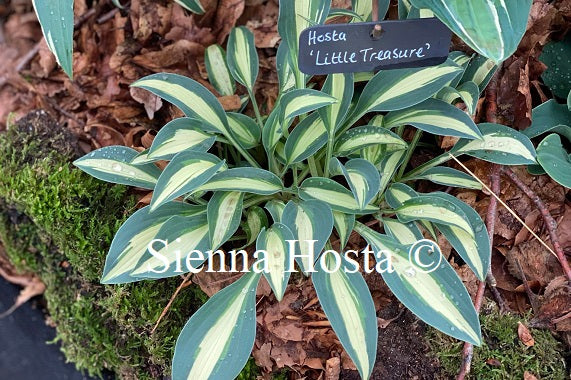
(151, 273, 192, 334)
(500, 166, 571, 282)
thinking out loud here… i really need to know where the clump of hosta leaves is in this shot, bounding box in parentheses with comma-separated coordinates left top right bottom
(74, 1, 537, 379)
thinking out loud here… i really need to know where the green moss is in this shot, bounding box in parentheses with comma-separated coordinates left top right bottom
(0, 111, 205, 378)
(427, 302, 568, 379)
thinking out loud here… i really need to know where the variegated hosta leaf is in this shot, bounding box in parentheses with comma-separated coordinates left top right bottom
(243, 206, 269, 246)
(383, 98, 482, 139)
(382, 218, 424, 244)
(395, 195, 474, 237)
(227, 112, 261, 150)
(145, 118, 215, 161)
(151, 151, 225, 211)
(330, 158, 380, 210)
(174, 0, 205, 14)
(284, 112, 327, 165)
(172, 271, 260, 380)
(345, 60, 462, 126)
(313, 254, 377, 379)
(131, 73, 229, 134)
(281, 200, 333, 274)
(131, 214, 209, 279)
(385, 183, 438, 240)
(276, 42, 296, 94)
(32, 0, 74, 78)
(262, 105, 287, 153)
(318, 73, 354, 135)
(256, 224, 294, 301)
(536, 134, 571, 189)
(405, 166, 482, 190)
(299, 177, 378, 214)
(205, 45, 235, 96)
(328, 8, 365, 22)
(351, 0, 390, 21)
(278, 0, 331, 86)
(354, 223, 482, 345)
(410, 0, 532, 63)
(208, 191, 244, 250)
(333, 211, 355, 250)
(196, 168, 282, 195)
(101, 203, 205, 284)
(460, 55, 497, 93)
(265, 200, 286, 223)
(428, 192, 490, 281)
(334, 126, 407, 157)
(280, 89, 337, 122)
(436, 81, 480, 115)
(74, 146, 161, 190)
(226, 26, 259, 93)
(377, 150, 406, 195)
(452, 123, 537, 165)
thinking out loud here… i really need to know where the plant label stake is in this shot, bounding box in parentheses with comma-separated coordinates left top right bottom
(298, 18, 451, 75)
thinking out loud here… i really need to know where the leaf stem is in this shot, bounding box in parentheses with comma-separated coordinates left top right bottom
(323, 132, 335, 177)
(396, 129, 423, 180)
(247, 88, 264, 128)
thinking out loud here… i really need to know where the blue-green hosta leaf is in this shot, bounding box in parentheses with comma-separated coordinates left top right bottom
(284, 112, 327, 165)
(382, 218, 424, 244)
(354, 223, 482, 345)
(151, 151, 225, 211)
(384, 98, 482, 139)
(460, 55, 497, 93)
(243, 206, 269, 246)
(32, 0, 74, 78)
(452, 123, 537, 165)
(101, 203, 205, 284)
(523, 100, 571, 142)
(537, 134, 571, 189)
(330, 158, 380, 210)
(313, 254, 377, 379)
(131, 73, 228, 134)
(299, 177, 378, 214)
(226, 26, 259, 93)
(265, 200, 286, 224)
(278, 0, 331, 87)
(406, 167, 482, 190)
(172, 271, 260, 380)
(539, 34, 571, 99)
(411, 0, 532, 63)
(319, 73, 354, 135)
(333, 211, 355, 250)
(131, 214, 209, 279)
(281, 200, 333, 274)
(351, 0, 390, 21)
(280, 89, 337, 122)
(227, 113, 261, 150)
(436, 81, 480, 115)
(196, 168, 283, 195)
(398, 0, 413, 19)
(174, 0, 205, 13)
(428, 192, 490, 281)
(74, 146, 161, 190)
(335, 126, 407, 156)
(385, 183, 438, 240)
(208, 192, 244, 250)
(256, 224, 294, 301)
(205, 45, 235, 96)
(146, 118, 215, 161)
(346, 60, 462, 125)
(395, 195, 474, 237)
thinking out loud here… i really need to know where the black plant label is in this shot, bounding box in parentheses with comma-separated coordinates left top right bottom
(298, 18, 452, 75)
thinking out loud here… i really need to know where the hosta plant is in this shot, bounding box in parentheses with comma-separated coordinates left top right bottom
(74, 0, 536, 378)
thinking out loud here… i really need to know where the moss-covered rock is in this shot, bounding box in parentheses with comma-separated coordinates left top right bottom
(0, 111, 205, 378)
(427, 301, 568, 379)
